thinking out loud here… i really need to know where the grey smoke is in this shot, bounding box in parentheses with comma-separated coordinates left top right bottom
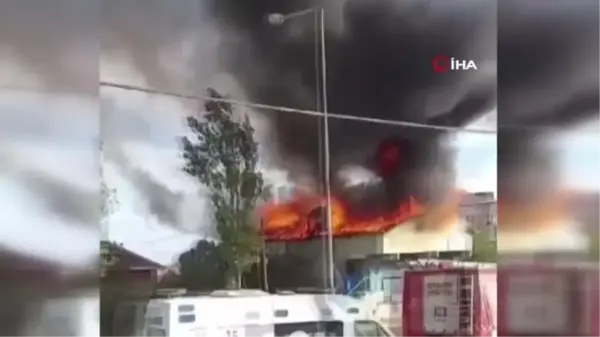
(497, 0, 598, 203)
(0, 149, 99, 225)
(15, 170, 100, 225)
(0, 0, 97, 94)
(127, 168, 185, 227)
(100, 96, 211, 230)
(101, 133, 184, 227)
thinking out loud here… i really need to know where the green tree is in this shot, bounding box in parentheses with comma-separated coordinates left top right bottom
(178, 240, 228, 290)
(468, 229, 497, 262)
(588, 232, 599, 261)
(180, 88, 265, 288)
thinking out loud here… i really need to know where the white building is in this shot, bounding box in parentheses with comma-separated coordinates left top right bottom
(460, 192, 497, 239)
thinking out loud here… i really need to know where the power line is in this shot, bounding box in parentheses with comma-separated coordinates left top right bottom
(99, 81, 497, 135)
(3, 83, 596, 135)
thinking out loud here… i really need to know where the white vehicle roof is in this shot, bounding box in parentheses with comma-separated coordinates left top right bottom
(146, 289, 368, 326)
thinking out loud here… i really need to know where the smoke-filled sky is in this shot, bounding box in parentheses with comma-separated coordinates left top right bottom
(0, 0, 598, 265)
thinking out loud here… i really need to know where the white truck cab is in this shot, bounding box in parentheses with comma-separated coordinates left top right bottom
(137, 289, 392, 337)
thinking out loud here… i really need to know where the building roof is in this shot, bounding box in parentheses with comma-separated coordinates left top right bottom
(261, 196, 421, 241)
(105, 242, 165, 270)
(261, 191, 464, 241)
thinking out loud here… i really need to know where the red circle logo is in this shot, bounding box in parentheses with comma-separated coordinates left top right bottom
(432, 54, 450, 73)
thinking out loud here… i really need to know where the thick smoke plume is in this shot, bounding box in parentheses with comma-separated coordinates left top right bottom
(2, 0, 596, 216)
(102, 0, 497, 209)
(102, 142, 184, 226)
(210, 0, 498, 191)
(497, 0, 598, 205)
(100, 96, 188, 227)
(0, 0, 97, 94)
(0, 150, 99, 225)
(100, 95, 212, 232)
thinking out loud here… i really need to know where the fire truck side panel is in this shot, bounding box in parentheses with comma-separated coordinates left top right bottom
(402, 267, 497, 336)
(497, 265, 599, 336)
(402, 270, 424, 336)
(473, 270, 496, 337)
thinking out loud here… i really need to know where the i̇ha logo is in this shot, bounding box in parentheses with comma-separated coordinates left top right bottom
(432, 55, 478, 73)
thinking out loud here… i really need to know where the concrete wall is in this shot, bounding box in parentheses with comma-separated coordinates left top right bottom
(283, 235, 383, 286)
(383, 220, 472, 253)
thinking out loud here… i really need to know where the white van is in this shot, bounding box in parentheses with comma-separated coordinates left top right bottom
(140, 289, 393, 337)
(23, 290, 99, 336)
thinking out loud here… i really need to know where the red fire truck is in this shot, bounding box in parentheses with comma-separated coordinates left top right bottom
(402, 264, 496, 336)
(497, 261, 599, 336)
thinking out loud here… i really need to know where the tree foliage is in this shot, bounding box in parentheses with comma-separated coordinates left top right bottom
(180, 88, 265, 288)
(178, 240, 228, 290)
(469, 229, 497, 262)
(588, 232, 599, 261)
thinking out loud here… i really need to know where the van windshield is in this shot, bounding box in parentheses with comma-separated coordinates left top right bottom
(274, 321, 343, 337)
(353, 320, 393, 337)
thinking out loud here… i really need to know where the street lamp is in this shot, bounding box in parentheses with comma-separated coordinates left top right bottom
(266, 8, 335, 293)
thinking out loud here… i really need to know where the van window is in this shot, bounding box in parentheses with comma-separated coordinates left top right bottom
(179, 314, 196, 323)
(146, 327, 166, 336)
(353, 320, 391, 337)
(178, 304, 194, 312)
(147, 316, 164, 326)
(274, 321, 343, 337)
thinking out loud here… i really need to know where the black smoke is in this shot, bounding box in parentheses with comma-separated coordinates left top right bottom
(201, 0, 497, 207)
(497, 0, 599, 206)
(107, 0, 492, 209)
(0, 0, 97, 94)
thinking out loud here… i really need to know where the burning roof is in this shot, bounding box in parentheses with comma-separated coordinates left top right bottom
(260, 189, 465, 241)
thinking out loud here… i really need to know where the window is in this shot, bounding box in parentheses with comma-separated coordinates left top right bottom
(146, 327, 166, 336)
(353, 320, 391, 337)
(274, 321, 343, 337)
(434, 306, 447, 318)
(147, 316, 163, 325)
(178, 304, 195, 312)
(381, 276, 402, 303)
(179, 314, 196, 323)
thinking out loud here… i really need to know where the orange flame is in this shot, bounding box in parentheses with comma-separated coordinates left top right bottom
(260, 190, 437, 241)
(497, 191, 572, 232)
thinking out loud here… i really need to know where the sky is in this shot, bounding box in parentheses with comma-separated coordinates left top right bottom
(0, 60, 598, 269)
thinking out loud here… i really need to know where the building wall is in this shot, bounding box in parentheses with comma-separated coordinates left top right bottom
(271, 184, 295, 203)
(383, 220, 473, 253)
(273, 219, 472, 287)
(460, 192, 497, 239)
(282, 235, 382, 286)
